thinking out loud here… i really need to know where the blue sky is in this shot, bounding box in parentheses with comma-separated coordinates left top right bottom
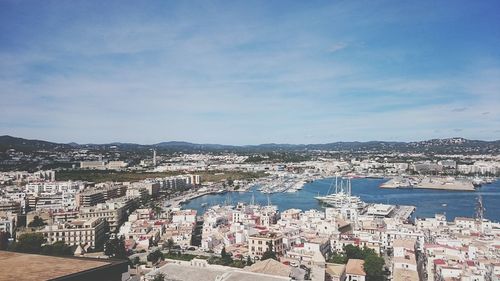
(1, 0, 499, 145)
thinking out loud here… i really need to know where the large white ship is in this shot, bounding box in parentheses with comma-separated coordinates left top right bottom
(315, 177, 366, 210)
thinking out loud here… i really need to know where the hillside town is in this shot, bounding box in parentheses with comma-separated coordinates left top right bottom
(1, 144, 500, 281)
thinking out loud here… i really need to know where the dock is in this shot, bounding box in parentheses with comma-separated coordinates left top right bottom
(380, 176, 475, 191)
(392, 205, 416, 221)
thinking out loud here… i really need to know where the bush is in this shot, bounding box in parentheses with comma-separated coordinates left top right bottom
(147, 249, 163, 264)
(28, 216, 46, 227)
(10, 233, 45, 253)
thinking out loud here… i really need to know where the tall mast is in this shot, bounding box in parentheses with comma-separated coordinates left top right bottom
(335, 176, 338, 194)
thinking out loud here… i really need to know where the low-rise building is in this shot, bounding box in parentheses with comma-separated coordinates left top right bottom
(249, 232, 284, 258)
(344, 259, 366, 281)
(38, 217, 108, 249)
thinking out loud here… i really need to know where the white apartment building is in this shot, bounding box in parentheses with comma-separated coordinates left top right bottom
(38, 217, 107, 249)
(79, 197, 135, 231)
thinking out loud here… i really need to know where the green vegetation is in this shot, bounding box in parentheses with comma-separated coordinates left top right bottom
(104, 237, 127, 259)
(57, 170, 179, 182)
(147, 249, 164, 264)
(56, 169, 267, 183)
(27, 216, 46, 227)
(220, 247, 232, 265)
(206, 247, 252, 268)
(9, 233, 45, 253)
(245, 152, 311, 163)
(7, 233, 73, 256)
(0, 231, 10, 250)
(164, 238, 175, 252)
(41, 241, 73, 256)
(328, 245, 388, 281)
(163, 251, 198, 261)
(131, 256, 141, 267)
(364, 254, 387, 281)
(261, 242, 278, 261)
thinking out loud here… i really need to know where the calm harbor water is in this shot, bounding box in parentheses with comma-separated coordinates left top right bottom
(181, 178, 500, 222)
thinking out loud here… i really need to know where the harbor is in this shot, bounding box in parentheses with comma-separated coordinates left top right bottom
(180, 177, 500, 222)
(380, 176, 477, 191)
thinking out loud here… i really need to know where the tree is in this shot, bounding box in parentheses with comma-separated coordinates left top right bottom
(147, 249, 163, 264)
(328, 252, 347, 264)
(0, 231, 10, 250)
(344, 245, 364, 260)
(140, 194, 152, 207)
(339, 245, 387, 281)
(104, 237, 127, 259)
(11, 233, 46, 253)
(261, 242, 278, 261)
(364, 254, 387, 281)
(221, 246, 233, 265)
(246, 256, 254, 266)
(152, 204, 163, 218)
(28, 216, 46, 227)
(164, 238, 175, 252)
(41, 241, 73, 256)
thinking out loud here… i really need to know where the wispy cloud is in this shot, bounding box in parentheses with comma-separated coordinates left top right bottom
(328, 42, 348, 53)
(1, 1, 499, 144)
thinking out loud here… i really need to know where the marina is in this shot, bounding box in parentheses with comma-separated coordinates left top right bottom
(181, 177, 500, 222)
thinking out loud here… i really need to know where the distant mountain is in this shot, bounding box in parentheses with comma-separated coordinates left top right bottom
(0, 135, 72, 152)
(1, 135, 499, 154)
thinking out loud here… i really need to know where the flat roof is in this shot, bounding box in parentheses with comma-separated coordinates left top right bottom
(393, 239, 416, 249)
(0, 251, 111, 281)
(346, 259, 366, 276)
(393, 268, 419, 281)
(152, 263, 289, 281)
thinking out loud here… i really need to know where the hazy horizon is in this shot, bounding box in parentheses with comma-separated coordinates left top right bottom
(1, 1, 500, 145)
(2, 134, 498, 147)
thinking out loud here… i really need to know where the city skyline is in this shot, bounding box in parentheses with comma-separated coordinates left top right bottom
(1, 1, 500, 145)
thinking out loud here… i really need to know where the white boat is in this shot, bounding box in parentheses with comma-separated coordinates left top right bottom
(315, 177, 366, 210)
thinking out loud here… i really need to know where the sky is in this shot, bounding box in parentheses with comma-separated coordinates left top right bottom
(1, 0, 500, 145)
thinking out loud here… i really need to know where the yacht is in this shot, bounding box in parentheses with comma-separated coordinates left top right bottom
(315, 177, 366, 210)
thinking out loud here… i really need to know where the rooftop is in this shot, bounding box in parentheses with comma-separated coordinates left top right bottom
(393, 268, 419, 281)
(346, 259, 366, 276)
(246, 259, 291, 277)
(326, 263, 346, 277)
(393, 239, 416, 250)
(0, 251, 116, 281)
(152, 262, 289, 281)
(251, 232, 283, 239)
